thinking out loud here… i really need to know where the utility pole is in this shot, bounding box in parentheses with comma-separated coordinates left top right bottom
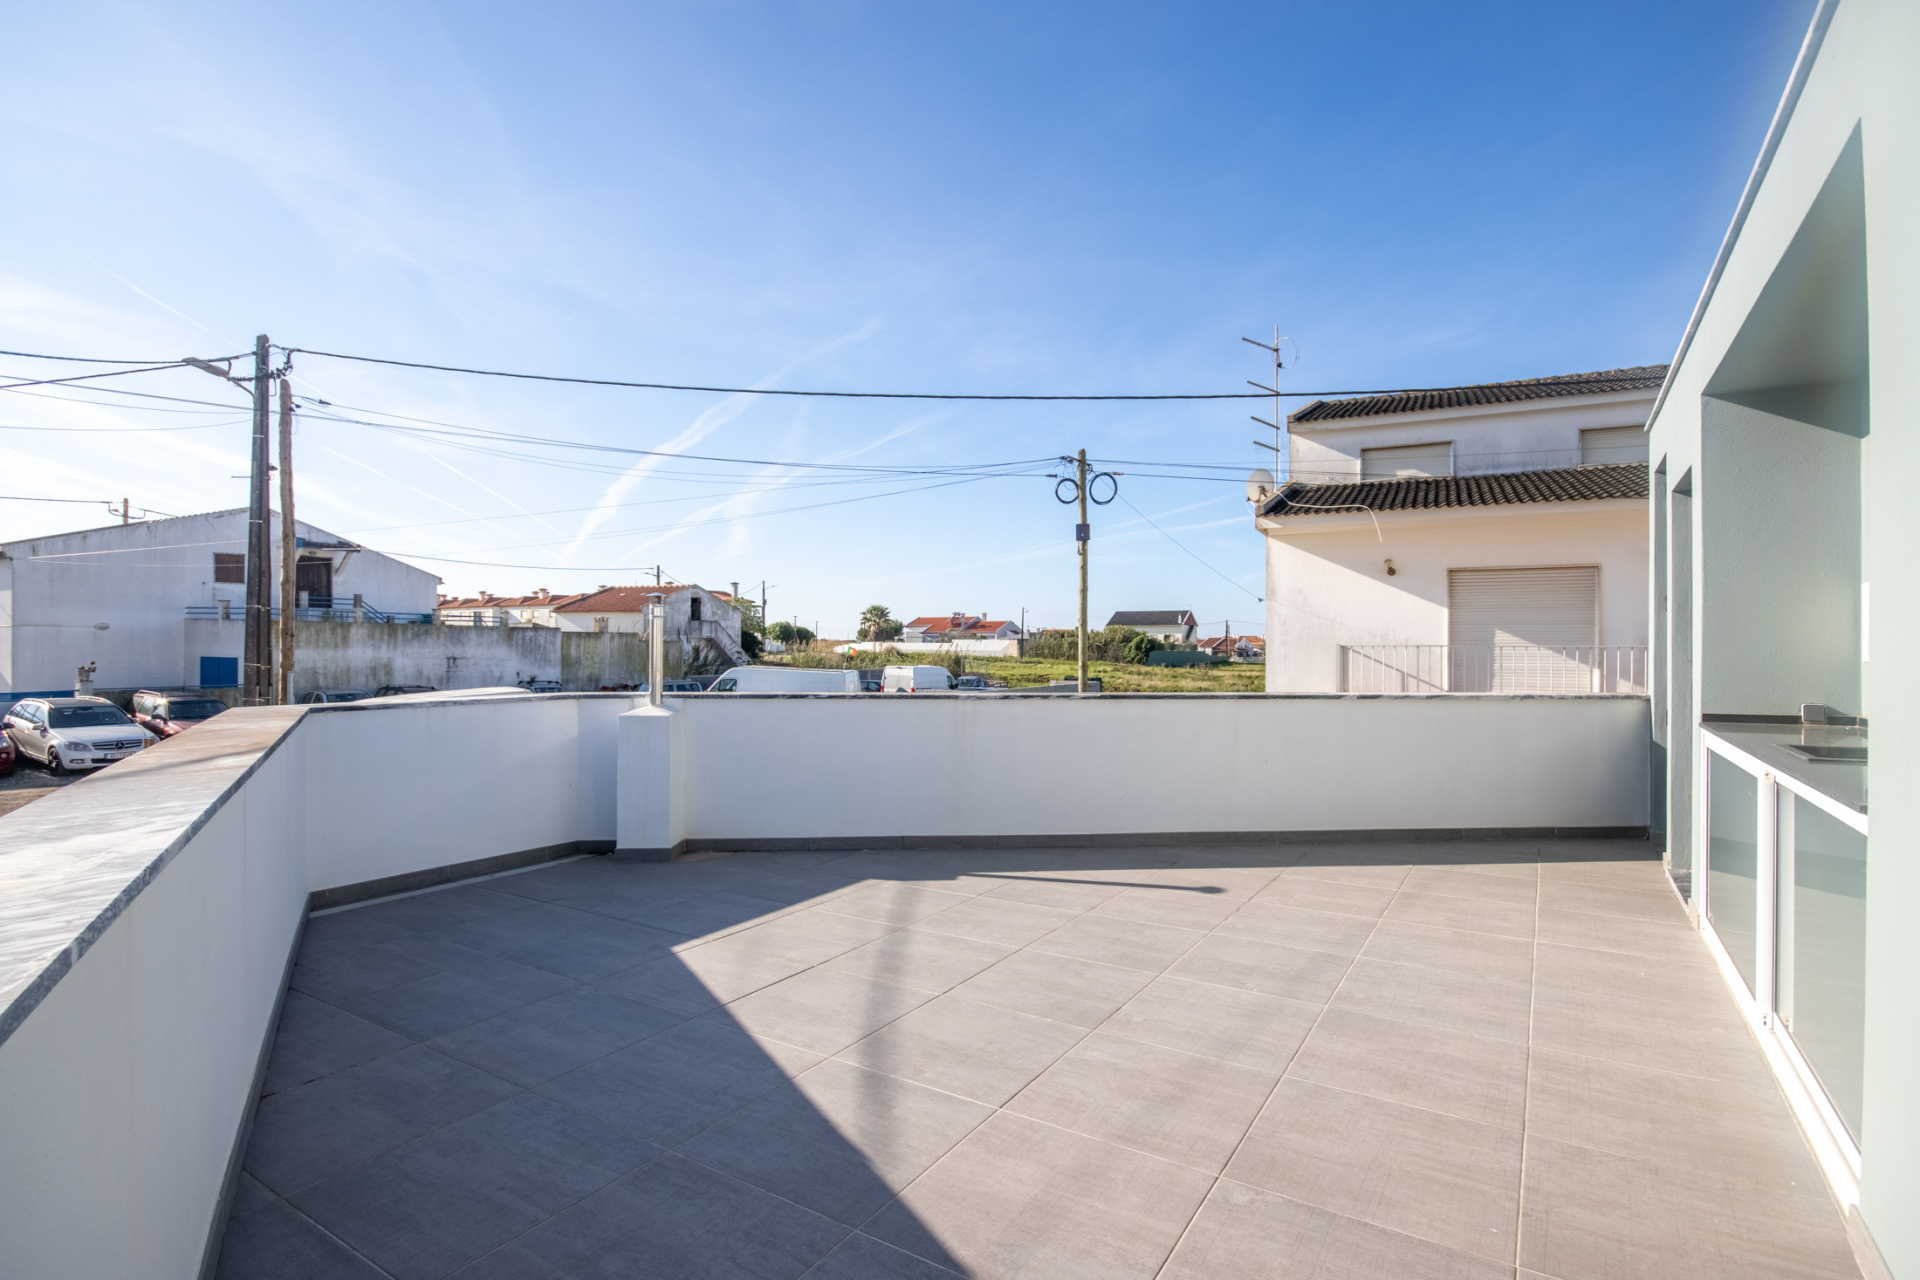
(654, 565, 662, 586)
(245, 334, 272, 707)
(277, 378, 297, 705)
(119, 499, 129, 525)
(1076, 448, 1089, 693)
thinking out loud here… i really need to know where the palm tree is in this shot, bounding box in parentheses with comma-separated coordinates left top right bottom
(859, 604, 895, 643)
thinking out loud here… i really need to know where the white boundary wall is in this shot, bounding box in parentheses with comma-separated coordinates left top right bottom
(0, 689, 1646, 1277)
(618, 693, 1650, 852)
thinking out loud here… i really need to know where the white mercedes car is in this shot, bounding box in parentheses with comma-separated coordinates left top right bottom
(1, 696, 157, 775)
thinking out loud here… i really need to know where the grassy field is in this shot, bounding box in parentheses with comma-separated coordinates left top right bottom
(965, 656, 1264, 692)
(764, 642, 1265, 691)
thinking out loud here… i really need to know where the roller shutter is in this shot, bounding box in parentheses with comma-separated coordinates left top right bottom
(1361, 441, 1453, 479)
(1580, 425, 1649, 465)
(1448, 567, 1598, 691)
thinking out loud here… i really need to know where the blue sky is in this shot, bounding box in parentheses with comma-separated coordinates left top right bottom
(1, 1, 1813, 637)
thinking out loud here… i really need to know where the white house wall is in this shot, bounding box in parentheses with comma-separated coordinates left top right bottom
(0, 512, 439, 698)
(1262, 501, 1647, 692)
(1644, 1, 1918, 1272)
(1289, 390, 1655, 484)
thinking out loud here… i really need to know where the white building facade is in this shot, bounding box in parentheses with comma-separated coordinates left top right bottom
(1643, 1, 1917, 1271)
(0, 510, 439, 701)
(1257, 370, 1659, 693)
(553, 584, 748, 668)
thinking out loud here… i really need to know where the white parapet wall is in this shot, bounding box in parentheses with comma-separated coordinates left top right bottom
(615, 692, 1651, 855)
(0, 688, 1647, 1277)
(0, 690, 642, 1279)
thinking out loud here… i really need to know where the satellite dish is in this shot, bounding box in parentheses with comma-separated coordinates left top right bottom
(1246, 469, 1275, 503)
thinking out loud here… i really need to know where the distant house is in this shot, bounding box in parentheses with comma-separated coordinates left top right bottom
(901, 613, 1023, 643)
(1255, 366, 1655, 693)
(436, 588, 589, 627)
(1197, 634, 1265, 660)
(0, 508, 439, 701)
(1106, 611, 1197, 644)
(553, 584, 748, 667)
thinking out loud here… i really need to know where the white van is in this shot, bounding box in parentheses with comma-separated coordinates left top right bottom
(883, 664, 957, 693)
(709, 667, 860, 693)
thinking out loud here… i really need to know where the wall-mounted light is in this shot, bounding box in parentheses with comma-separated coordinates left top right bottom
(1383, 559, 1397, 577)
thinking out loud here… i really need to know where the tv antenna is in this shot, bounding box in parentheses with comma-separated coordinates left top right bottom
(1242, 327, 1295, 479)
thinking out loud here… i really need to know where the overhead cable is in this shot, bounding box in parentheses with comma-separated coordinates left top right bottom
(288, 347, 1461, 402)
(0, 348, 247, 365)
(0, 363, 189, 392)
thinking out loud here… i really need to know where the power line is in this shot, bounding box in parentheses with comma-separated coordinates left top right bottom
(1116, 494, 1263, 602)
(298, 399, 1055, 475)
(0, 347, 247, 365)
(288, 346, 1460, 402)
(0, 363, 189, 392)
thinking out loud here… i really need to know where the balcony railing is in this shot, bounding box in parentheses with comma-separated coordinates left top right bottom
(1340, 644, 1648, 694)
(186, 602, 435, 624)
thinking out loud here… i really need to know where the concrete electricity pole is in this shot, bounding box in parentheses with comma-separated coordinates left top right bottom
(246, 335, 272, 706)
(277, 378, 297, 705)
(1076, 448, 1089, 693)
(185, 335, 280, 705)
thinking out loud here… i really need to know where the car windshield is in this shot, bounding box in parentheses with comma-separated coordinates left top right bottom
(165, 701, 227, 719)
(49, 706, 133, 728)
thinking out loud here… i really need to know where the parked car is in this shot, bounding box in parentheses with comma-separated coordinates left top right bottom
(372, 685, 437, 698)
(860, 679, 884, 693)
(130, 690, 229, 738)
(295, 689, 370, 704)
(1, 697, 156, 775)
(883, 665, 957, 692)
(709, 667, 861, 693)
(0, 725, 14, 777)
(519, 679, 563, 693)
(953, 675, 988, 690)
(636, 680, 704, 694)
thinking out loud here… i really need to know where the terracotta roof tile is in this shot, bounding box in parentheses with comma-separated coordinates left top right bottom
(1288, 366, 1667, 425)
(1259, 462, 1647, 518)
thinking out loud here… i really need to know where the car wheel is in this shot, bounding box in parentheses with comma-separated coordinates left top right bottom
(47, 747, 66, 776)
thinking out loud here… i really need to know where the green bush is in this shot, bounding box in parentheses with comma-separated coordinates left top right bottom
(1026, 625, 1146, 664)
(1125, 633, 1163, 665)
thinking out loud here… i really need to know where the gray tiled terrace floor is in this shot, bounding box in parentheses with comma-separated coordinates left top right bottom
(218, 841, 1862, 1280)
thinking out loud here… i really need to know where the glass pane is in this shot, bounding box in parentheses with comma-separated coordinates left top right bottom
(1708, 754, 1759, 995)
(1781, 795, 1867, 1142)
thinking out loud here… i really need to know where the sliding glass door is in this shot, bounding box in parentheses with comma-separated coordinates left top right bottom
(1701, 731, 1867, 1156)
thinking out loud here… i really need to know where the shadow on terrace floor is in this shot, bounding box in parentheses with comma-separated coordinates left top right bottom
(216, 839, 1861, 1280)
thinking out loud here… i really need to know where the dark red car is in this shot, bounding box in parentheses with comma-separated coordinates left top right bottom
(0, 723, 14, 776)
(129, 690, 230, 738)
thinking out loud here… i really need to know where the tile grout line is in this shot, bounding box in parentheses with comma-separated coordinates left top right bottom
(824, 858, 1302, 1278)
(1514, 857, 1543, 1272)
(1145, 851, 1407, 1279)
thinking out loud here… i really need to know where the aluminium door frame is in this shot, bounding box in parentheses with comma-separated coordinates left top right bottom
(1697, 727, 1864, 1205)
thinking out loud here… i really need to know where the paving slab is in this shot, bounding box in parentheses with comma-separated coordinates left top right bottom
(221, 840, 1859, 1280)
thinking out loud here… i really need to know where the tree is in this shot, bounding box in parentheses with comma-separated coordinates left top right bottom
(768, 621, 797, 645)
(793, 626, 816, 647)
(859, 604, 902, 642)
(1126, 633, 1163, 665)
(739, 629, 763, 659)
(732, 596, 765, 636)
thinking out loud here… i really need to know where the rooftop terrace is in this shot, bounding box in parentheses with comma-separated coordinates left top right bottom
(219, 838, 1858, 1280)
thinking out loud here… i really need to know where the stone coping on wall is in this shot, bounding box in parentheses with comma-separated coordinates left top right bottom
(0, 706, 306, 1051)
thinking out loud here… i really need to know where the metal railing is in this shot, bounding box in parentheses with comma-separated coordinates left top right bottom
(186, 603, 435, 625)
(1340, 644, 1648, 694)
